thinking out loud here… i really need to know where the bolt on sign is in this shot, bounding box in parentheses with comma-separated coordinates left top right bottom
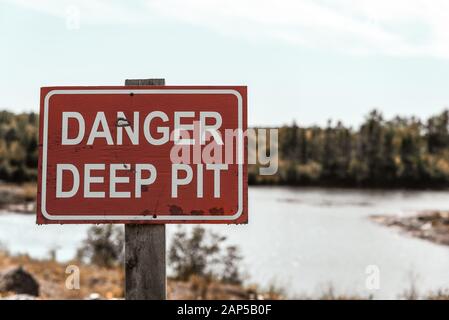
(37, 86, 247, 224)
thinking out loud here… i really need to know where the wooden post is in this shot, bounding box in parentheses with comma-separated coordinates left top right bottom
(124, 78, 166, 300)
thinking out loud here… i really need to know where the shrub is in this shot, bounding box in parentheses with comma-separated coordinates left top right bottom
(168, 226, 243, 284)
(221, 245, 243, 284)
(76, 225, 124, 267)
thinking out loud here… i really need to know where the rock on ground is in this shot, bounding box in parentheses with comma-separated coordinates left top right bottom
(0, 266, 39, 296)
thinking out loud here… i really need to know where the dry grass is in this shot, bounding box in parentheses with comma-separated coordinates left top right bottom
(0, 251, 282, 300)
(0, 251, 124, 299)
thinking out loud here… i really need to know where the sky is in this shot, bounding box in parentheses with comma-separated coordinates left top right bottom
(1, 0, 449, 127)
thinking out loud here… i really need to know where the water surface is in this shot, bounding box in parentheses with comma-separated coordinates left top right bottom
(1, 186, 449, 299)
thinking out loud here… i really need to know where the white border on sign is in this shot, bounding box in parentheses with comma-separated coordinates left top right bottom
(41, 89, 244, 221)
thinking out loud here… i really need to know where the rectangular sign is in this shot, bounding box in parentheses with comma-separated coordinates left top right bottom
(37, 86, 247, 224)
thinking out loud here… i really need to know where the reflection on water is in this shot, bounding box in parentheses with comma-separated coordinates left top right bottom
(1, 186, 449, 299)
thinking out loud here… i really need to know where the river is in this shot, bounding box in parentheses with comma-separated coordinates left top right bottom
(1, 186, 449, 299)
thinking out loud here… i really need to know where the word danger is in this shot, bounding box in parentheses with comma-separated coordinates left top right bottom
(57, 111, 228, 199)
(61, 110, 223, 146)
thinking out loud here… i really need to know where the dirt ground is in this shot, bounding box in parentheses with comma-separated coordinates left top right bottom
(0, 251, 280, 300)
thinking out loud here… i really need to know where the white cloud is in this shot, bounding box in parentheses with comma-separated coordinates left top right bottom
(4, 0, 449, 58)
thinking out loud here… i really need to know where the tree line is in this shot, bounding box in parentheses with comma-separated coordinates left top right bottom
(250, 109, 449, 188)
(0, 111, 38, 182)
(2, 109, 449, 188)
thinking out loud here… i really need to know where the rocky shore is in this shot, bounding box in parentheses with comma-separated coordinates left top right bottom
(371, 211, 449, 247)
(0, 183, 36, 214)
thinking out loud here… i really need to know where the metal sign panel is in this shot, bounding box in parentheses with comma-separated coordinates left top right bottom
(37, 86, 247, 224)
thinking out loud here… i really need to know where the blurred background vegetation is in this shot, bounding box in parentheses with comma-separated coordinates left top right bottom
(75, 225, 244, 286)
(0, 111, 38, 183)
(251, 109, 449, 188)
